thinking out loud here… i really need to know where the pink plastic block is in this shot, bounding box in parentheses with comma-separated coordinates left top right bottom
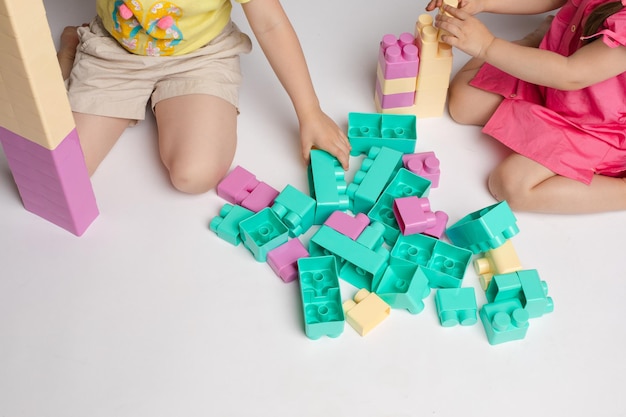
(266, 238, 309, 283)
(393, 196, 436, 235)
(216, 165, 260, 204)
(375, 81, 415, 109)
(423, 210, 449, 239)
(402, 152, 441, 188)
(0, 127, 99, 236)
(323, 211, 370, 240)
(240, 181, 279, 213)
(378, 33, 419, 79)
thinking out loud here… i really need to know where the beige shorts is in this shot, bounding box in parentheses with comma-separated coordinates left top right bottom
(67, 18, 252, 122)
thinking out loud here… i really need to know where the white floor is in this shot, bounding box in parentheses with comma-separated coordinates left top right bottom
(1, 1, 625, 416)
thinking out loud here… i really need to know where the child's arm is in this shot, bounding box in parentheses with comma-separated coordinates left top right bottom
(438, 5, 626, 90)
(241, 0, 351, 170)
(426, 0, 566, 15)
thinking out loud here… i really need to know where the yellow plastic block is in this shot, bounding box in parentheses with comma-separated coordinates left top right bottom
(414, 89, 448, 118)
(343, 289, 390, 336)
(474, 240, 523, 290)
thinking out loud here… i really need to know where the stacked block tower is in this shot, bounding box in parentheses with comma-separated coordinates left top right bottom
(0, 0, 98, 235)
(375, 8, 456, 118)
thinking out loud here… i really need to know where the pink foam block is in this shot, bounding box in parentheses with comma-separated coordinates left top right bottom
(0, 127, 99, 236)
(266, 238, 309, 283)
(393, 196, 436, 235)
(216, 165, 260, 204)
(240, 181, 280, 213)
(403, 152, 441, 188)
(378, 33, 419, 79)
(323, 211, 370, 240)
(423, 210, 449, 239)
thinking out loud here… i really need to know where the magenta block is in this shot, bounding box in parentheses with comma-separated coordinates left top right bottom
(266, 238, 309, 283)
(240, 181, 280, 213)
(403, 152, 441, 188)
(378, 33, 419, 79)
(0, 127, 99, 236)
(323, 211, 370, 240)
(375, 81, 415, 109)
(393, 196, 436, 235)
(216, 165, 260, 204)
(423, 210, 449, 239)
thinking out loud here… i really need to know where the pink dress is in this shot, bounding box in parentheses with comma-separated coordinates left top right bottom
(470, 0, 626, 184)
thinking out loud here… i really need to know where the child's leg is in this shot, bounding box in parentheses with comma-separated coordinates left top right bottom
(155, 95, 237, 194)
(73, 112, 132, 175)
(488, 153, 626, 213)
(57, 26, 84, 80)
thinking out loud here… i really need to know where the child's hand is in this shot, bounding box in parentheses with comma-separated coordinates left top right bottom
(436, 5, 495, 59)
(427, 0, 484, 15)
(299, 109, 351, 170)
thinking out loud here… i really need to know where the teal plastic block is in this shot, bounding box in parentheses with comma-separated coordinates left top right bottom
(239, 207, 289, 262)
(446, 201, 520, 254)
(485, 272, 523, 303)
(347, 112, 417, 156)
(209, 203, 255, 246)
(479, 299, 530, 345)
(298, 256, 345, 340)
(390, 233, 472, 288)
(373, 264, 431, 314)
(518, 269, 554, 318)
(347, 146, 403, 214)
(307, 150, 350, 224)
(368, 168, 432, 245)
(309, 224, 390, 291)
(435, 287, 478, 327)
(271, 184, 316, 237)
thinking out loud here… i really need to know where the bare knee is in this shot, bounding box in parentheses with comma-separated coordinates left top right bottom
(167, 159, 230, 194)
(487, 163, 532, 211)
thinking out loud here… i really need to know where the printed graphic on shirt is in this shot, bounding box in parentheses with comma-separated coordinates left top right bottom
(111, 0, 183, 56)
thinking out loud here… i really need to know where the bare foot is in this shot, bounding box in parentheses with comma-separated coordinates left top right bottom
(516, 15, 554, 47)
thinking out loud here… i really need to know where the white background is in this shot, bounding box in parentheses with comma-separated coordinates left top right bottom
(1, 1, 625, 416)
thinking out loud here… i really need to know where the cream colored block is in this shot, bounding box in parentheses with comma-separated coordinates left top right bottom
(437, 0, 459, 42)
(376, 64, 417, 95)
(343, 289, 390, 336)
(417, 73, 452, 91)
(474, 240, 523, 290)
(414, 89, 448, 118)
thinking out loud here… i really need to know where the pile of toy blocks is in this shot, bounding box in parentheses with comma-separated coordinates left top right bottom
(374, 7, 457, 118)
(209, 111, 554, 344)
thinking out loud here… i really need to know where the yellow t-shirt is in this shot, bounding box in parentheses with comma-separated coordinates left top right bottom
(97, 0, 250, 56)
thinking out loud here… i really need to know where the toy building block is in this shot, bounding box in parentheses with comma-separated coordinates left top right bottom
(377, 33, 419, 79)
(474, 239, 523, 290)
(479, 299, 530, 345)
(347, 146, 404, 214)
(372, 264, 431, 314)
(209, 203, 255, 246)
(271, 184, 316, 238)
(347, 113, 417, 156)
(216, 165, 279, 212)
(309, 223, 390, 291)
(298, 256, 345, 339)
(446, 201, 520, 254)
(368, 168, 432, 244)
(402, 151, 441, 188)
(390, 233, 472, 288)
(239, 207, 289, 262)
(323, 211, 370, 240)
(436, 0, 459, 42)
(422, 211, 449, 239)
(0, 0, 99, 235)
(393, 196, 437, 235)
(343, 289, 391, 336)
(485, 272, 522, 304)
(486, 270, 554, 319)
(266, 238, 309, 283)
(307, 149, 349, 224)
(434, 287, 478, 327)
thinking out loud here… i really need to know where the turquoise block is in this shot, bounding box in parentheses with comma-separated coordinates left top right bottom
(239, 208, 289, 262)
(272, 184, 316, 237)
(446, 201, 520, 254)
(435, 287, 478, 326)
(518, 269, 554, 318)
(209, 203, 255, 246)
(347, 112, 417, 156)
(480, 299, 530, 345)
(373, 264, 431, 314)
(298, 256, 345, 340)
(307, 150, 350, 224)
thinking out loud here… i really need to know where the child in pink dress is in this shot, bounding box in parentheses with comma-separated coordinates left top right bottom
(427, 0, 626, 213)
